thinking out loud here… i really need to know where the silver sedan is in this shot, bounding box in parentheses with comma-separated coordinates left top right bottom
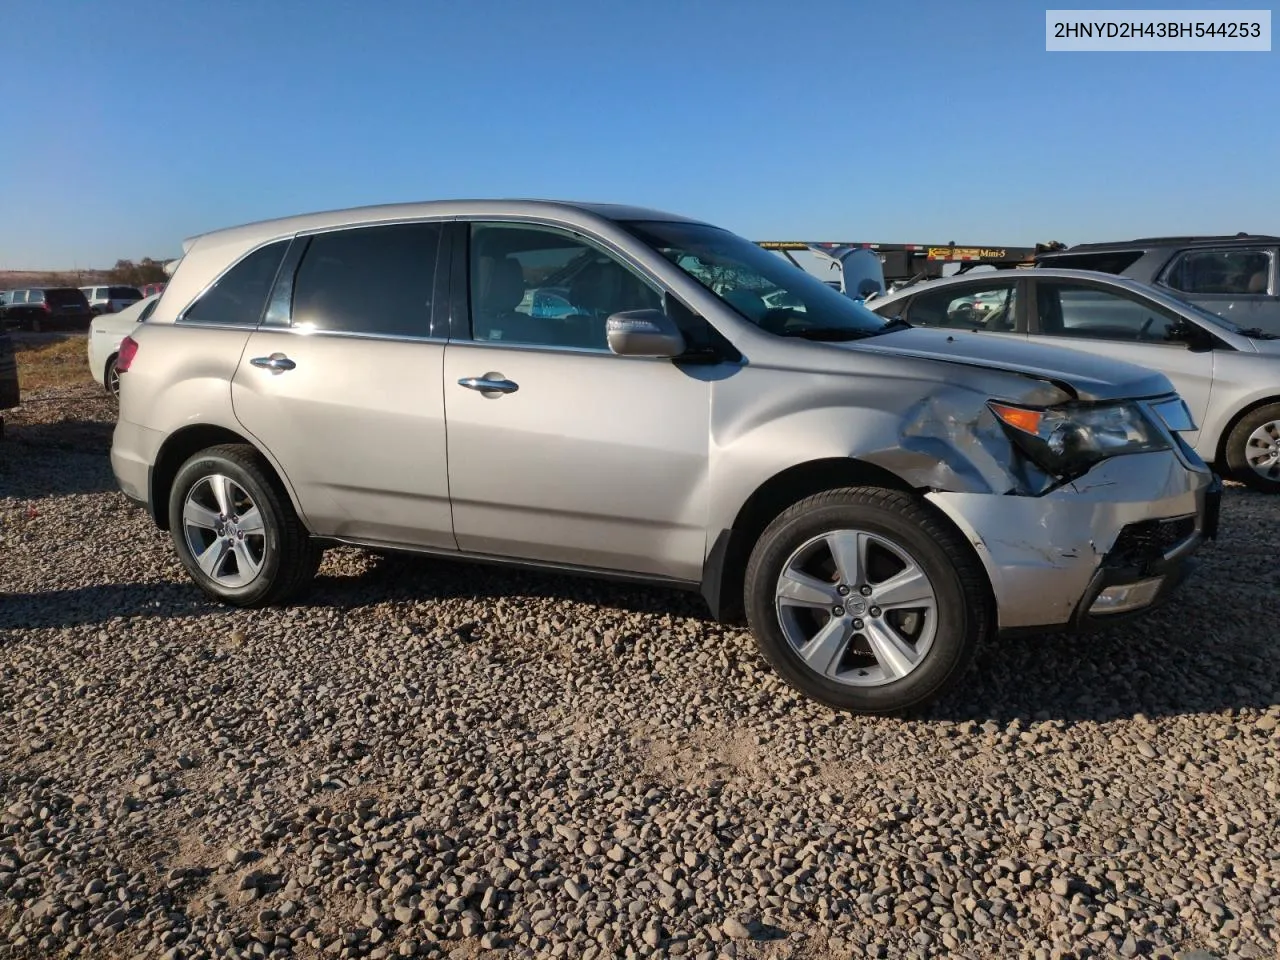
(867, 267, 1280, 492)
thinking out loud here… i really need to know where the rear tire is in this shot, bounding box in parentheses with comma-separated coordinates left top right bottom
(168, 443, 321, 607)
(104, 354, 120, 398)
(744, 486, 989, 715)
(1224, 403, 1280, 494)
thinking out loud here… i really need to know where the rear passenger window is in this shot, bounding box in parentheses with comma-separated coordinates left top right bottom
(184, 240, 289, 326)
(291, 223, 441, 337)
(1163, 248, 1273, 296)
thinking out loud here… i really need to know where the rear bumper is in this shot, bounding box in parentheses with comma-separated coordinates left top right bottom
(926, 450, 1218, 632)
(110, 418, 165, 522)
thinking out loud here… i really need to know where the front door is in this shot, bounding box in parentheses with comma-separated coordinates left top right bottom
(231, 221, 456, 548)
(442, 221, 713, 581)
(1029, 278, 1215, 448)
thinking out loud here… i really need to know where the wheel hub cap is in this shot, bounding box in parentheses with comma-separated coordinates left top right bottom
(1245, 419, 1280, 481)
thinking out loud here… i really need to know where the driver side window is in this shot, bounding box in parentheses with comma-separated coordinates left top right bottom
(906, 281, 1018, 331)
(1035, 282, 1177, 343)
(468, 223, 663, 351)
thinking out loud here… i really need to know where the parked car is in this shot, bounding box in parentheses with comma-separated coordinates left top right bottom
(0, 287, 93, 331)
(865, 267, 1280, 493)
(140, 282, 167, 298)
(87, 294, 158, 397)
(110, 200, 1219, 715)
(80, 285, 144, 315)
(1035, 233, 1279, 335)
(0, 326, 19, 438)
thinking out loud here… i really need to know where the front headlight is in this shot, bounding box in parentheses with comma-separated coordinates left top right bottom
(988, 400, 1169, 478)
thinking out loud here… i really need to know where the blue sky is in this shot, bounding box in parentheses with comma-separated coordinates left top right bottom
(1, 0, 1276, 267)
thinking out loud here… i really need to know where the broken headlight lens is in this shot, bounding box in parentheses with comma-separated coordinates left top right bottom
(987, 400, 1169, 479)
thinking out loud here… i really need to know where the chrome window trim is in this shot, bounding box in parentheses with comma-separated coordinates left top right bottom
(290, 214, 455, 240)
(454, 337, 673, 361)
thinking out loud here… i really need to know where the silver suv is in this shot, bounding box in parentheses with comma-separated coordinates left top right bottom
(110, 201, 1221, 714)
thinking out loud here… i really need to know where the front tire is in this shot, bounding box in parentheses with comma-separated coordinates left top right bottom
(168, 444, 321, 607)
(744, 486, 989, 715)
(1224, 403, 1280, 493)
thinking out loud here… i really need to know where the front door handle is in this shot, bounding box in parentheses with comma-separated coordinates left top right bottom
(250, 353, 296, 373)
(458, 375, 518, 396)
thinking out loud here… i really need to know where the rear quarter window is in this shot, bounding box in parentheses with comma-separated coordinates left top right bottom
(109, 286, 143, 299)
(182, 240, 291, 327)
(1162, 248, 1274, 296)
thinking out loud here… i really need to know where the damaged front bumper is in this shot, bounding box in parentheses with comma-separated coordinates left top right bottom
(925, 449, 1219, 632)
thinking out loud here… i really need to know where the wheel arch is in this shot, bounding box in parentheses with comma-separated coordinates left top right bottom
(700, 457, 993, 623)
(150, 424, 304, 532)
(1214, 395, 1280, 465)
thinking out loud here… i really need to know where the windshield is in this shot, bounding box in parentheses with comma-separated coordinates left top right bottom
(620, 220, 891, 339)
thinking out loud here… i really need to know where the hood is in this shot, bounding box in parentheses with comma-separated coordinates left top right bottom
(1247, 336, 1280, 356)
(844, 327, 1175, 402)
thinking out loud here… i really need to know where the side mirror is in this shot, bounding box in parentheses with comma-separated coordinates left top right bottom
(605, 309, 687, 358)
(1166, 318, 1213, 349)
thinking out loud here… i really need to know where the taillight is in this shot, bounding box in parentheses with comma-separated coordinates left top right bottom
(41, 301, 51, 312)
(116, 335, 139, 373)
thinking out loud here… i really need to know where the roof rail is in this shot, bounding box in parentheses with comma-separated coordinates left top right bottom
(1060, 232, 1280, 251)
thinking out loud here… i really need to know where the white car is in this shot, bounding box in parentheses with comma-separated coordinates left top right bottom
(87, 294, 158, 397)
(80, 285, 144, 316)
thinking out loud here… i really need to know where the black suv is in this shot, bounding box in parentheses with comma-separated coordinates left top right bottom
(1035, 233, 1279, 335)
(0, 287, 94, 331)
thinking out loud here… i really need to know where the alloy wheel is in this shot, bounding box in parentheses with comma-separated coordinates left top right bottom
(182, 474, 267, 588)
(774, 528, 938, 687)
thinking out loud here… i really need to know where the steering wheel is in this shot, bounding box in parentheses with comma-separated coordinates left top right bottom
(1137, 317, 1154, 341)
(758, 307, 800, 335)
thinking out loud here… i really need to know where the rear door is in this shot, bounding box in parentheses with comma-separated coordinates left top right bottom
(1027, 277, 1215, 446)
(230, 221, 455, 548)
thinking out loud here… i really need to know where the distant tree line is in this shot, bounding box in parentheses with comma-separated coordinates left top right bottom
(107, 258, 170, 286)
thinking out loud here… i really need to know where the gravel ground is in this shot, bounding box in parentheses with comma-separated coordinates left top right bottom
(1, 387, 1278, 960)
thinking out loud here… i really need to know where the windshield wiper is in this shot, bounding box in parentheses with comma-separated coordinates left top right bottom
(775, 327, 878, 342)
(878, 316, 912, 333)
(1236, 327, 1280, 340)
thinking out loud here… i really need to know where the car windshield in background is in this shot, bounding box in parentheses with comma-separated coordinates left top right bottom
(109, 286, 142, 299)
(1158, 289, 1249, 333)
(621, 220, 890, 340)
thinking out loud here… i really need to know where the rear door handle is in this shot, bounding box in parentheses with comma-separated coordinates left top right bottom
(458, 375, 518, 396)
(250, 353, 296, 373)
